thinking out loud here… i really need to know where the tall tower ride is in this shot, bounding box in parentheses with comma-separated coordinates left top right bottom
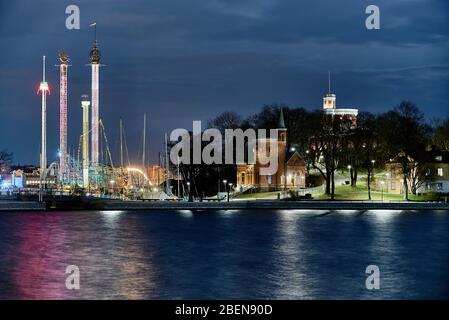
(81, 95, 91, 189)
(89, 22, 101, 165)
(38, 56, 50, 186)
(58, 51, 69, 182)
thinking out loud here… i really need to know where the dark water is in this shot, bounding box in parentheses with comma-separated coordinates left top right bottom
(0, 209, 448, 299)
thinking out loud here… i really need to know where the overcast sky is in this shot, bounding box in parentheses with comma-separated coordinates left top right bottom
(1, 0, 448, 164)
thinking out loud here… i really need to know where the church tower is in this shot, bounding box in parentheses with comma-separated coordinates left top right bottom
(276, 107, 287, 188)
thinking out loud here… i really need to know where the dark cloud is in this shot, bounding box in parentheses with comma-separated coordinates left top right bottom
(0, 0, 448, 164)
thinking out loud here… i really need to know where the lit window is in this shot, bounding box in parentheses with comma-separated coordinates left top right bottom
(438, 168, 443, 177)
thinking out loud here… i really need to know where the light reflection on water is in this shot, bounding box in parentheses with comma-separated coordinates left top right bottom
(0, 209, 448, 299)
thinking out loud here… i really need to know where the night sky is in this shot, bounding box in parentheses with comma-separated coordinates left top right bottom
(1, 0, 448, 165)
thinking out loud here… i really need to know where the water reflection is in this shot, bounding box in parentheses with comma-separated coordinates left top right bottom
(3, 212, 156, 299)
(0, 209, 447, 299)
(272, 210, 310, 299)
(13, 214, 68, 299)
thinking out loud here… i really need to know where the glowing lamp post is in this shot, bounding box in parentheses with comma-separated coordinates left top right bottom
(227, 183, 233, 202)
(186, 181, 192, 202)
(380, 180, 385, 202)
(347, 165, 352, 185)
(110, 180, 115, 197)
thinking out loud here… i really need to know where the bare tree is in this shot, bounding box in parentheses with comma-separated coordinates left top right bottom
(378, 101, 431, 200)
(207, 111, 242, 133)
(0, 150, 13, 174)
(433, 117, 449, 151)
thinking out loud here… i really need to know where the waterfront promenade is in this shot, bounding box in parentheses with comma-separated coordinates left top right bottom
(0, 201, 46, 211)
(1, 199, 449, 212)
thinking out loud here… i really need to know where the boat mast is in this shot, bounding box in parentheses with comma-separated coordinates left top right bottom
(165, 133, 170, 194)
(143, 114, 146, 168)
(119, 118, 123, 168)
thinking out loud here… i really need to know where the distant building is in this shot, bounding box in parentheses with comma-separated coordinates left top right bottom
(236, 108, 306, 191)
(0, 168, 57, 192)
(0, 174, 12, 191)
(11, 170, 24, 188)
(23, 171, 57, 190)
(322, 93, 358, 129)
(385, 149, 449, 194)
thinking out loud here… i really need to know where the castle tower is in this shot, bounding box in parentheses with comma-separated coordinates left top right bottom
(323, 72, 336, 109)
(322, 73, 358, 128)
(323, 93, 336, 109)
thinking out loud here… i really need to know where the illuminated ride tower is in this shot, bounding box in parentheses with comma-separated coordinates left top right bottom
(38, 56, 50, 191)
(81, 95, 91, 189)
(89, 22, 101, 167)
(58, 51, 69, 183)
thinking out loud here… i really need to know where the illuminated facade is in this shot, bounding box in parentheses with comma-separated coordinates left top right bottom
(236, 108, 306, 191)
(385, 149, 449, 194)
(322, 93, 358, 129)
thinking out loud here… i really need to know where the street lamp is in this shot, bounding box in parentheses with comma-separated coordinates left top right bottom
(290, 147, 296, 152)
(370, 160, 376, 188)
(223, 180, 227, 193)
(109, 180, 115, 197)
(380, 180, 385, 202)
(186, 181, 192, 202)
(227, 183, 233, 202)
(347, 165, 352, 185)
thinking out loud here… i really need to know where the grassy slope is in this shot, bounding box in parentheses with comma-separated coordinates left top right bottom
(235, 191, 279, 199)
(315, 181, 439, 201)
(235, 180, 441, 201)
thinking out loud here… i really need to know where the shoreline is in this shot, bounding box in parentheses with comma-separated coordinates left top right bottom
(1, 199, 449, 212)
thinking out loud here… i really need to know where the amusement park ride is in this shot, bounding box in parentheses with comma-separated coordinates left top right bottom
(34, 23, 178, 200)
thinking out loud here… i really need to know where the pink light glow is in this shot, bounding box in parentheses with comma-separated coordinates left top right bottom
(39, 81, 50, 93)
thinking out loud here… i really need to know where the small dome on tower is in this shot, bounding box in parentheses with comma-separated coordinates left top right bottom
(89, 44, 101, 63)
(58, 51, 69, 64)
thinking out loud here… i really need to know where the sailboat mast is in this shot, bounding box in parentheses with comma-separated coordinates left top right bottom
(158, 152, 161, 187)
(165, 133, 170, 194)
(119, 118, 123, 168)
(143, 113, 146, 168)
